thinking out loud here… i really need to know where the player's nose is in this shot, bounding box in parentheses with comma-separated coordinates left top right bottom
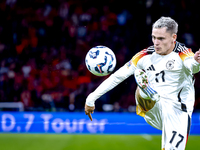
(154, 39, 160, 46)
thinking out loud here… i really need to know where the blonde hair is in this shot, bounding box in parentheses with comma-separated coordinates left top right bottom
(153, 17, 178, 34)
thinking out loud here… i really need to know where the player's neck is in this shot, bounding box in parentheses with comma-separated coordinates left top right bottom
(165, 42, 176, 55)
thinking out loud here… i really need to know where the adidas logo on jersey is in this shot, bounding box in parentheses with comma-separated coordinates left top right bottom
(147, 64, 155, 71)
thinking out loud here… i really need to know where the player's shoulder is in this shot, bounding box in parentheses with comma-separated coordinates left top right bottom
(130, 46, 154, 66)
(138, 45, 155, 55)
(173, 41, 188, 53)
(173, 41, 194, 61)
(146, 45, 155, 54)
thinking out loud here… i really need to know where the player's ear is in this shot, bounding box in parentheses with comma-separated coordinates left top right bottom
(172, 33, 177, 43)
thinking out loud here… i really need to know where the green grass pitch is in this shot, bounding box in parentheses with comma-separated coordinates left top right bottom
(0, 134, 199, 150)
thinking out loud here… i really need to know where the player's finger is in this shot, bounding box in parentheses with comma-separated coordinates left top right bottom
(88, 113, 93, 121)
(85, 111, 88, 115)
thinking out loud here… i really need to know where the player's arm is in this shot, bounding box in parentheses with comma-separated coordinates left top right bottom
(85, 60, 136, 121)
(183, 49, 200, 74)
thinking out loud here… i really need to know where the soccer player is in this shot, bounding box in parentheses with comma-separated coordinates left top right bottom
(85, 17, 200, 150)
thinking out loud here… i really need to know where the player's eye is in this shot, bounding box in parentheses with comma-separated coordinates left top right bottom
(158, 37, 164, 41)
(152, 36, 156, 40)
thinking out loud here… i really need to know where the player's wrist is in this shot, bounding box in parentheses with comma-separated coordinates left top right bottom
(86, 101, 95, 107)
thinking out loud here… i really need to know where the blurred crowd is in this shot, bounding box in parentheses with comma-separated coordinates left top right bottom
(1, 0, 200, 112)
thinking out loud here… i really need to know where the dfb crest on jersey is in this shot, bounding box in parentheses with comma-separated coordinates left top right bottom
(166, 60, 175, 70)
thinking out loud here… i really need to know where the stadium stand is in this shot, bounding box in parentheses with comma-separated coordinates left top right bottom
(0, 0, 200, 112)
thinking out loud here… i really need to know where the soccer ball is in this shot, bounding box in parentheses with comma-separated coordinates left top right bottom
(85, 46, 116, 76)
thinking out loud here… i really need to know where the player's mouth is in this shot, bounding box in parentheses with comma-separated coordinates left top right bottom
(155, 47, 161, 51)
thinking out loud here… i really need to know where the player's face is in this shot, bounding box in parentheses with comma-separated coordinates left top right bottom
(152, 27, 177, 55)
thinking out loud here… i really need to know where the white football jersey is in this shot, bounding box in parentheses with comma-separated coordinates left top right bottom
(86, 41, 200, 114)
(135, 42, 200, 115)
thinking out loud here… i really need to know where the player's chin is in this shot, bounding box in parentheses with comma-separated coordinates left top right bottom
(155, 50, 162, 55)
(155, 49, 165, 55)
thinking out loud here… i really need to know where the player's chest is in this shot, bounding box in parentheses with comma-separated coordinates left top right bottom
(141, 53, 183, 83)
(144, 54, 182, 71)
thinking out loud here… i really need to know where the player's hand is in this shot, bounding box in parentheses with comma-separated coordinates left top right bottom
(85, 104, 95, 121)
(194, 49, 200, 63)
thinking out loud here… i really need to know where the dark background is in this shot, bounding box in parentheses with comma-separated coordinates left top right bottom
(1, 0, 200, 112)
